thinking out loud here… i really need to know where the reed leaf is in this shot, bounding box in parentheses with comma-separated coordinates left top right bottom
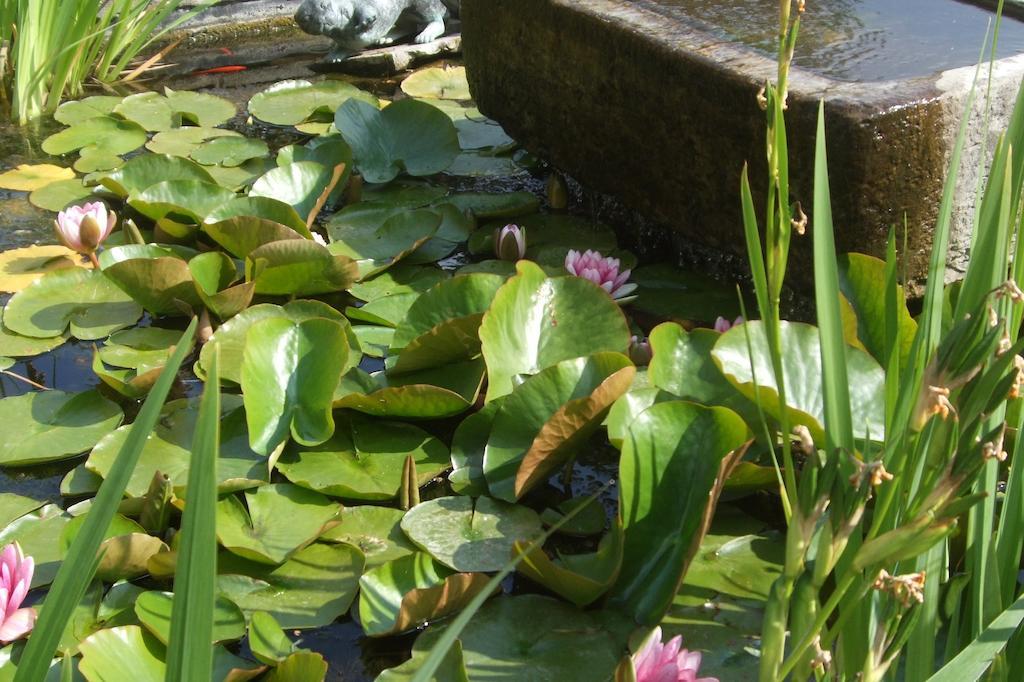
(927, 591, 1024, 682)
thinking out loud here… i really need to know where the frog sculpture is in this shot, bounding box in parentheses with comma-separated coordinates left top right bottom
(295, 0, 460, 63)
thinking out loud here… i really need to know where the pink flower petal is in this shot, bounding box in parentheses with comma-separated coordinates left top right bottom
(0, 607, 35, 643)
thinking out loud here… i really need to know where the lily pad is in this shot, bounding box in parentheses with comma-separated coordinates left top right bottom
(333, 360, 484, 419)
(514, 520, 624, 606)
(0, 163, 74, 191)
(197, 300, 358, 385)
(246, 240, 358, 296)
(202, 217, 305, 259)
(0, 389, 122, 466)
(42, 115, 147, 156)
(389, 273, 504, 373)
(99, 324, 180, 367)
(345, 293, 421, 327)
(348, 264, 448, 302)
(362, 181, 448, 207)
(206, 196, 310, 235)
(28, 178, 94, 211)
(479, 260, 631, 400)
(129, 179, 236, 224)
(605, 387, 678, 449)
(135, 591, 246, 644)
(163, 88, 237, 127)
(146, 127, 241, 157)
(191, 136, 269, 167)
(74, 151, 123, 173)
(445, 151, 525, 178)
(449, 400, 501, 497)
(320, 505, 416, 567)
(711, 321, 886, 442)
(401, 66, 471, 100)
(838, 252, 918, 367)
(455, 118, 515, 151)
(2, 268, 142, 340)
(54, 96, 123, 125)
(444, 191, 539, 220)
(335, 98, 460, 184)
(359, 551, 490, 636)
(249, 160, 337, 222)
(630, 263, 743, 324)
(241, 316, 350, 454)
(327, 208, 442, 279)
(352, 325, 395, 358)
(277, 414, 450, 501)
(400, 496, 542, 573)
(113, 92, 176, 132)
(0, 504, 70, 587)
(102, 250, 200, 316)
(611, 400, 749, 624)
(217, 483, 341, 564)
(0, 493, 45, 530)
(85, 396, 268, 498)
(248, 79, 378, 126)
(483, 352, 635, 501)
(0, 244, 85, 293)
(99, 154, 216, 198)
(217, 542, 364, 629)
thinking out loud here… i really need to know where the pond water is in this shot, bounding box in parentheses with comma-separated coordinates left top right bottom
(636, 0, 1024, 81)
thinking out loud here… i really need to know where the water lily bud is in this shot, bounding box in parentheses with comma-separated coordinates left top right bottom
(629, 335, 652, 366)
(54, 201, 115, 256)
(78, 214, 106, 252)
(546, 172, 569, 211)
(494, 224, 527, 261)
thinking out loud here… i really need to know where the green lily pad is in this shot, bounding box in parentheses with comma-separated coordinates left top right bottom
(0, 389, 122, 466)
(202, 217, 305, 259)
(277, 414, 450, 501)
(60, 464, 103, 497)
(0, 163, 75, 191)
(217, 542, 364, 629)
(400, 496, 542, 573)
(74, 151, 123, 173)
(135, 591, 246, 645)
(249, 160, 336, 222)
(346, 293, 421, 327)
(92, 349, 165, 399)
(102, 250, 200, 315)
(190, 252, 255, 320)
(335, 98, 460, 184)
(85, 396, 269, 498)
(248, 79, 378, 126)
(479, 260, 631, 401)
(514, 520, 624, 607)
(401, 66, 471, 100)
(248, 611, 296, 665)
(217, 483, 341, 564)
(129, 179, 237, 224)
(484, 352, 635, 501)
(28, 178, 94, 211)
(444, 191, 539, 220)
(197, 300, 358, 385)
(0, 504, 70, 587)
(146, 127, 241, 157)
(630, 263, 743, 324)
(333, 360, 484, 419)
(362, 180, 448, 207)
(328, 208, 442, 279)
(605, 386, 678, 450)
(611, 400, 749, 624)
(99, 154, 216, 198)
(539, 496, 608, 537)
(77, 625, 262, 682)
(359, 551, 490, 637)
(712, 321, 886, 443)
(352, 325, 395, 358)
(113, 92, 176, 132)
(205, 156, 274, 191)
(348, 264, 448, 302)
(163, 88, 237, 127)
(0, 493, 44, 530)
(266, 651, 327, 680)
(241, 316, 350, 455)
(191, 136, 269, 167)
(839, 252, 918, 368)
(246, 240, 358, 296)
(320, 505, 416, 567)
(206, 196, 310, 235)
(455, 118, 515, 151)
(327, 202, 469, 268)
(389, 273, 504, 373)
(470, 214, 617, 259)
(42, 115, 147, 156)
(2, 268, 142, 339)
(277, 136, 354, 206)
(0, 244, 85, 294)
(54, 96, 123, 125)
(449, 400, 501, 497)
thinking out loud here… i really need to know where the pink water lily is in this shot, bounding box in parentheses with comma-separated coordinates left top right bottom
(564, 249, 637, 301)
(494, 224, 527, 261)
(54, 201, 116, 265)
(713, 316, 745, 333)
(0, 542, 35, 644)
(632, 627, 717, 682)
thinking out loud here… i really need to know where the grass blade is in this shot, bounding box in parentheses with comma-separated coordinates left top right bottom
(13, 318, 198, 681)
(927, 591, 1024, 682)
(165, 347, 220, 681)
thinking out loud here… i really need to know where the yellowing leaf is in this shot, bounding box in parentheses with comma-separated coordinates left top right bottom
(0, 245, 86, 293)
(0, 163, 75, 191)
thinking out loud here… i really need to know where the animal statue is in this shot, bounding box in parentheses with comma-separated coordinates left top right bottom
(295, 0, 460, 63)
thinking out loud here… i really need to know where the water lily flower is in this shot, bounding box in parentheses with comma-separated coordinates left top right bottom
(54, 201, 116, 265)
(0, 542, 36, 644)
(632, 627, 717, 682)
(564, 249, 637, 301)
(629, 335, 652, 366)
(713, 316, 744, 333)
(494, 224, 527, 261)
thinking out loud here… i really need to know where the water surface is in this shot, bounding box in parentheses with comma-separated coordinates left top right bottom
(635, 0, 1024, 81)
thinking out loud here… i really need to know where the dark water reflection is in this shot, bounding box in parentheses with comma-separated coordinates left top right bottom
(636, 0, 1024, 81)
